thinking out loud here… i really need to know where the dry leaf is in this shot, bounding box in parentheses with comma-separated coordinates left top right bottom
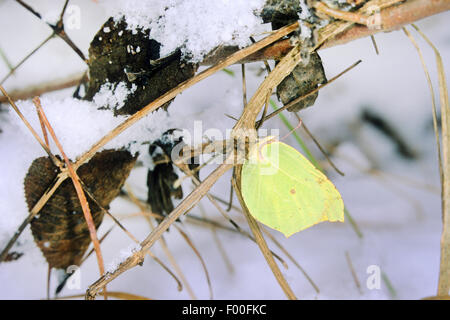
(84, 17, 198, 115)
(24, 150, 136, 270)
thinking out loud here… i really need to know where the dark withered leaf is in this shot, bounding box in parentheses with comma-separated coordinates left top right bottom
(261, 0, 302, 30)
(24, 150, 136, 271)
(84, 17, 198, 115)
(147, 163, 182, 216)
(276, 52, 327, 112)
(3, 251, 23, 262)
(147, 130, 198, 217)
(261, 1, 327, 112)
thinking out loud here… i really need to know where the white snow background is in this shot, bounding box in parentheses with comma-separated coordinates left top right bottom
(0, 0, 448, 299)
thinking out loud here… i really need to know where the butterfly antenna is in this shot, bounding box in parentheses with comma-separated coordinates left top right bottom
(224, 113, 239, 121)
(257, 118, 304, 161)
(280, 118, 303, 142)
(226, 180, 234, 212)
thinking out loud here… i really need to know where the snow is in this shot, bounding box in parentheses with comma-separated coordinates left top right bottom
(103, 0, 267, 62)
(299, 0, 312, 20)
(0, 0, 449, 300)
(105, 243, 141, 274)
(93, 81, 137, 112)
(5, 95, 172, 160)
(299, 21, 313, 40)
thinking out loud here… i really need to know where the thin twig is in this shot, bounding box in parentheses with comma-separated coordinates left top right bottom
(59, 0, 70, 22)
(55, 291, 152, 300)
(198, 202, 234, 274)
(34, 98, 106, 297)
(409, 24, 450, 297)
(177, 162, 289, 269)
(345, 251, 362, 294)
(261, 227, 320, 294)
(251, 36, 272, 131)
(294, 113, 345, 176)
(257, 60, 362, 125)
(370, 35, 380, 55)
(125, 187, 197, 299)
(0, 72, 86, 103)
(15, 0, 86, 62)
(232, 171, 297, 300)
(0, 33, 54, 85)
(33, 97, 50, 147)
(175, 226, 214, 300)
(0, 47, 14, 71)
(241, 64, 247, 107)
(402, 28, 443, 187)
(226, 182, 234, 212)
(0, 87, 60, 165)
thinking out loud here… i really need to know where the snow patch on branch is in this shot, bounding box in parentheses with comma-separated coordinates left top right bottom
(9, 96, 173, 159)
(102, 0, 267, 63)
(105, 243, 141, 274)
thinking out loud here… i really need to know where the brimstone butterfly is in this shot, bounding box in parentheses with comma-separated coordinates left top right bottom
(241, 136, 344, 237)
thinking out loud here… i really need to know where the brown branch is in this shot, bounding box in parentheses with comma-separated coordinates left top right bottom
(261, 227, 320, 294)
(14, 0, 86, 62)
(222, 45, 305, 299)
(33, 98, 106, 294)
(201, 0, 450, 65)
(0, 86, 60, 165)
(408, 24, 450, 298)
(0, 72, 86, 103)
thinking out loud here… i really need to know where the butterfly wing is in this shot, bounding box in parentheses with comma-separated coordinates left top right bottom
(241, 141, 344, 237)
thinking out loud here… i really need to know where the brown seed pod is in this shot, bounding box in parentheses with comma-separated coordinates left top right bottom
(83, 17, 198, 116)
(24, 149, 136, 270)
(260, 1, 327, 112)
(276, 51, 327, 112)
